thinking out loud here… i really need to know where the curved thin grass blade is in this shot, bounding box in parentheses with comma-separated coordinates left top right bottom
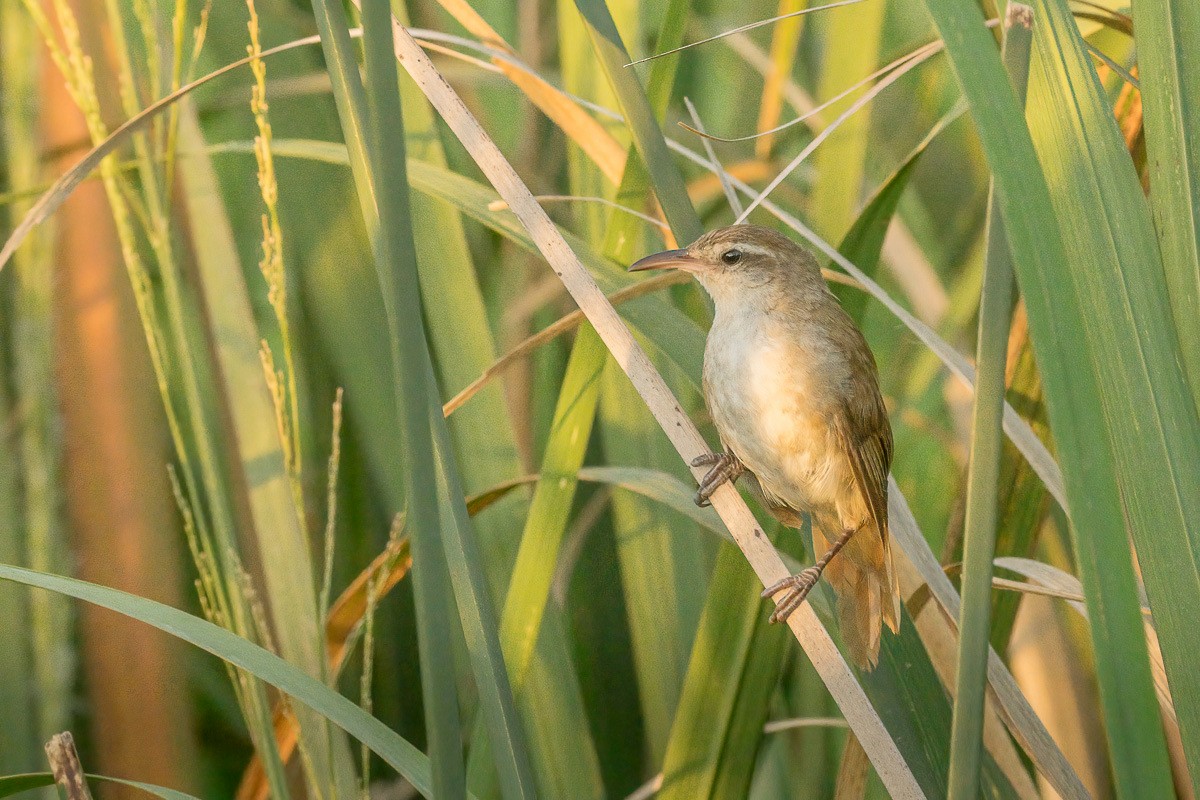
(0, 564, 445, 797)
(0, 773, 198, 800)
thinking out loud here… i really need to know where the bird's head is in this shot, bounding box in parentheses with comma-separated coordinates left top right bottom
(629, 224, 822, 304)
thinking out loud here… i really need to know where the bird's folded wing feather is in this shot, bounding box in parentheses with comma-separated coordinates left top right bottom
(836, 357, 893, 542)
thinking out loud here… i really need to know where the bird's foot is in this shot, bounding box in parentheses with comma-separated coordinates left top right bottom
(691, 451, 744, 507)
(761, 566, 823, 624)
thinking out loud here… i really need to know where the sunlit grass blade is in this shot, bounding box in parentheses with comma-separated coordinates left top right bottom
(755, 0, 809, 158)
(496, 324, 607, 797)
(1132, 0, 1200, 406)
(658, 542, 786, 800)
(808, 0, 885, 242)
(174, 109, 354, 795)
(574, 0, 703, 243)
(948, 10, 1031, 798)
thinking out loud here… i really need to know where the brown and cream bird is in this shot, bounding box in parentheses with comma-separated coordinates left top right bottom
(630, 224, 901, 669)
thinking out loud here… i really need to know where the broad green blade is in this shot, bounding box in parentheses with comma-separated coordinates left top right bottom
(1025, 0, 1200, 791)
(920, 1, 1185, 794)
(1132, 0, 1200, 406)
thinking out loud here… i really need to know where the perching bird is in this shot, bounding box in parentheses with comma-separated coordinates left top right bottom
(630, 224, 900, 668)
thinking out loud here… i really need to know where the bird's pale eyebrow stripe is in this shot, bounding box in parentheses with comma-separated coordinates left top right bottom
(730, 243, 771, 256)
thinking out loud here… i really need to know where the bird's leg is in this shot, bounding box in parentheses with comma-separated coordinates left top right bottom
(691, 450, 745, 507)
(761, 524, 860, 624)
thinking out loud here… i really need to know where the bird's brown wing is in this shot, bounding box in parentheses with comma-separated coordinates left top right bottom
(836, 345, 893, 543)
(832, 332, 900, 653)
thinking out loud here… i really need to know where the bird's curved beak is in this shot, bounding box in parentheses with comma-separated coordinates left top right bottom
(628, 248, 697, 272)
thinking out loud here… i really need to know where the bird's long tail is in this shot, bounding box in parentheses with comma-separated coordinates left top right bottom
(814, 516, 901, 670)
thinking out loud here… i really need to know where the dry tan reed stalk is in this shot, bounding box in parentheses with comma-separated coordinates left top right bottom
(372, 9, 924, 797)
(45, 733, 93, 800)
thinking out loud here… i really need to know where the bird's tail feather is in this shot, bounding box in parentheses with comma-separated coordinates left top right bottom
(815, 517, 901, 670)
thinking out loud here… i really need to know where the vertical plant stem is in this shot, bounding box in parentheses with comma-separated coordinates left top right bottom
(352, 1, 468, 796)
(947, 9, 1032, 798)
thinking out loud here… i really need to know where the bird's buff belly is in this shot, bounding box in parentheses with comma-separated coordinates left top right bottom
(706, 365, 850, 514)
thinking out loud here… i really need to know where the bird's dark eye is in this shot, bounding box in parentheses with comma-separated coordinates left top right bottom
(721, 249, 742, 265)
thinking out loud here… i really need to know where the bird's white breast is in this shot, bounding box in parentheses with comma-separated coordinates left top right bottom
(703, 304, 849, 513)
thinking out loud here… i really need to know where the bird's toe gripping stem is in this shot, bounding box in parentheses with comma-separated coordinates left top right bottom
(760, 525, 859, 623)
(691, 451, 744, 507)
(761, 567, 823, 624)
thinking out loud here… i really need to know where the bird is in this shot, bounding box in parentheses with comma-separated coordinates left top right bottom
(629, 223, 900, 669)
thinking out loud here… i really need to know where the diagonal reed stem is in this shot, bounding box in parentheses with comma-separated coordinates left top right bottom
(380, 10, 923, 798)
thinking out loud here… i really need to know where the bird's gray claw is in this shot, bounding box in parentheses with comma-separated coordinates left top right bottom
(762, 567, 822, 624)
(693, 451, 743, 506)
